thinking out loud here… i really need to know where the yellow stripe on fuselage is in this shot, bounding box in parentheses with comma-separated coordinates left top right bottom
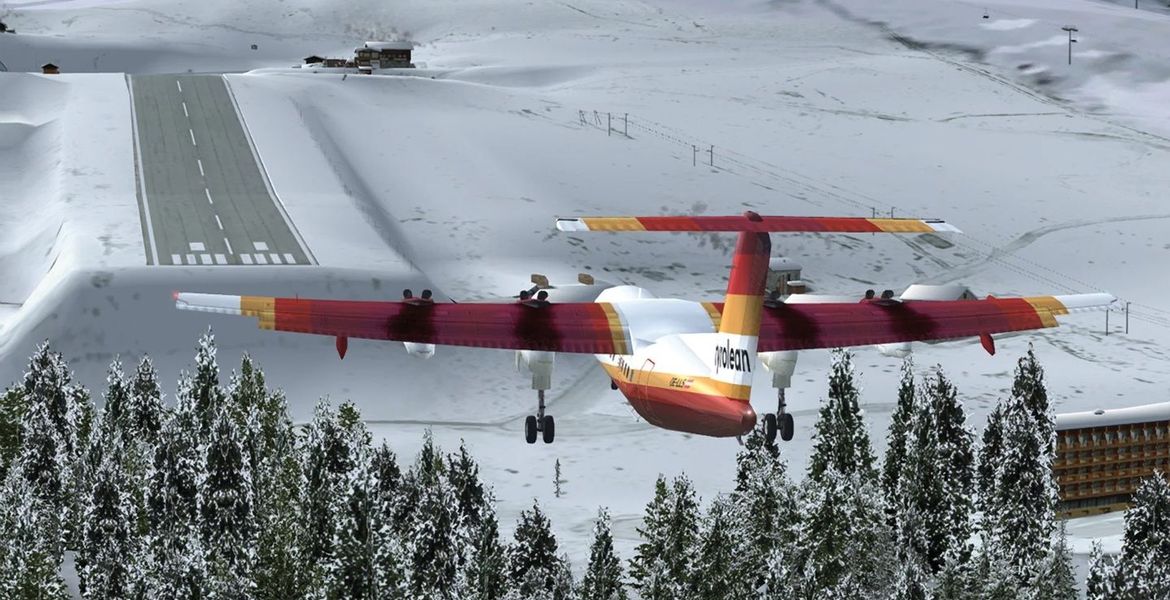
(599, 303, 631, 355)
(700, 302, 722, 330)
(1023, 296, 1068, 328)
(241, 296, 276, 330)
(600, 362, 752, 402)
(718, 294, 763, 336)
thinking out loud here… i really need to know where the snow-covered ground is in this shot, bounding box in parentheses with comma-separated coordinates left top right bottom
(2, 0, 1169, 579)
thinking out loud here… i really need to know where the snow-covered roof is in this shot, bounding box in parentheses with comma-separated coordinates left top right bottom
(1056, 402, 1170, 431)
(364, 41, 413, 51)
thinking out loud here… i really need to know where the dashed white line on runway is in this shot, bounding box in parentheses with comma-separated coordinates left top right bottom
(189, 129, 197, 146)
(214, 215, 223, 230)
(224, 238, 233, 255)
(182, 102, 189, 118)
(197, 159, 204, 177)
(176, 80, 182, 92)
(205, 188, 213, 205)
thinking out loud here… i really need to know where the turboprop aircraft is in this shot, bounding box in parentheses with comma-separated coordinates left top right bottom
(174, 212, 1114, 445)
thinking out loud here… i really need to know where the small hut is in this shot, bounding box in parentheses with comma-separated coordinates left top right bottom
(41, 63, 60, 75)
(359, 41, 414, 68)
(303, 55, 325, 65)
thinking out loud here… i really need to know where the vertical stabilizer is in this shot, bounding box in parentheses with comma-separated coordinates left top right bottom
(711, 230, 771, 393)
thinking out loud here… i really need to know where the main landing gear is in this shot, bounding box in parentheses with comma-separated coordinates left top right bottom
(525, 390, 555, 444)
(763, 388, 795, 444)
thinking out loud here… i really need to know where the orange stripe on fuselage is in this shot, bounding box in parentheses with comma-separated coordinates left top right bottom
(241, 296, 275, 330)
(1023, 296, 1067, 328)
(719, 294, 763, 336)
(700, 302, 722, 330)
(581, 217, 646, 231)
(868, 218, 934, 233)
(600, 362, 752, 401)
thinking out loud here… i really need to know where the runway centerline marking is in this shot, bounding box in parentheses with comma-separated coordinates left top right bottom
(176, 80, 182, 92)
(182, 102, 189, 118)
(205, 188, 213, 205)
(197, 159, 204, 177)
(189, 129, 197, 146)
(215, 215, 224, 230)
(224, 238, 233, 254)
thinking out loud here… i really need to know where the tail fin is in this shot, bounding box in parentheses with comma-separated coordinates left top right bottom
(710, 231, 771, 392)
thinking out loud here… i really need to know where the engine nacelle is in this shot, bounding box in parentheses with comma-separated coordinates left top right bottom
(758, 350, 798, 388)
(404, 342, 436, 359)
(516, 350, 555, 390)
(877, 342, 912, 359)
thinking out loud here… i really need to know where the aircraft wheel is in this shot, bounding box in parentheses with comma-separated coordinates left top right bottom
(763, 413, 777, 444)
(525, 415, 538, 444)
(542, 415, 555, 444)
(610, 379, 619, 390)
(780, 413, 795, 442)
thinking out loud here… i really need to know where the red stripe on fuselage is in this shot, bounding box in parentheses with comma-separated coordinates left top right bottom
(617, 378, 757, 438)
(726, 232, 771, 296)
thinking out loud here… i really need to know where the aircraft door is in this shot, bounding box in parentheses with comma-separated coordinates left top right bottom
(635, 358, 658, 420)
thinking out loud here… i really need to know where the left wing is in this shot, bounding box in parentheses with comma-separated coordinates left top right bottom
(751, 293, 1114, 353)
(174, 293, 630, 354)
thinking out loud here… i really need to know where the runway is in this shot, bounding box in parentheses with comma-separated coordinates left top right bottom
(128, 74, 314, 266)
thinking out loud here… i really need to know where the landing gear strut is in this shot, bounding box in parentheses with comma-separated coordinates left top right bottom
(764, 388, 795, 444)
(525, 389, 555, 444)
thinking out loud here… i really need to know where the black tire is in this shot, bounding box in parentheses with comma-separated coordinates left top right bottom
(780, 413, 795, 442)
(525, 415, 538, 444)
(542, 415, 555, 444)
(764, 413, 777, 444)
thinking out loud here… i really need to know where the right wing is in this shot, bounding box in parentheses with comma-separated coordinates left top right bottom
(751, 293, 1114, 352)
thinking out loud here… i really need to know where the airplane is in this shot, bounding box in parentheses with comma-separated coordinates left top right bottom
(174, 212, 1114, 445)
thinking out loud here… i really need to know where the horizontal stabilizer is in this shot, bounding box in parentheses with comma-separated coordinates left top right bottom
(556, 212, 960, 234)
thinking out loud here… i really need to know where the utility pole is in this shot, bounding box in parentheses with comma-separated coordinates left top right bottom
(607, 112, 611, 136)
(1062, 26, 1078, 65)
(692, 144, 697, 166)
(1106, 308, 1110, 336)
(1126, 301, 1131, 334)
(708, 144, 714, 167)
(624, 113, 629, 137)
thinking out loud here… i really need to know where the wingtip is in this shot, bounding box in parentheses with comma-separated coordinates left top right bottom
(555, 218, 587, 232)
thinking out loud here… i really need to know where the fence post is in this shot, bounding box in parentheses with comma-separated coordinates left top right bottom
(624, 113, 628, 137)
(608, 112, 611, 136)
(1106, 309, 1110, 336)
(1126, 301, 1130, 334)
(709, 144, 714, 167)
(693, 145, 697, 166)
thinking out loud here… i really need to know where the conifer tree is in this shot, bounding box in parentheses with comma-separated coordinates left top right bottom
(253, 390, 308, 600)
(1030, 523, 1077, 600)
(1012, 345, 1050, 431)
(629, 474, 699, 599)
(689, 495, 741, 600)
(79, 451, 136, 599)
(932, 543, 977, 600)
(200, 408, 257, 597)
(1114, 473, 1170, 597)
(976, 403, 1005, 515)
(127, 356, 165, 447)
(1084, 542, 1113, 600)
(143, 388, 206, 598)
(797, 466, 893, 597)
(408, 448, 464, 599)
(730, 428, 799, 598)
(331, 438, 376, 599)
(808, 349, 876, 484)
(192, 329, 224, 433)
(509, 499, 570, 600)
(0, 468, 68, 599)
(448, 440, 488, 535)
(578, 508, 627, 600)
(463, 499, 507, 600)
(882, 358, 916, 525)
(0, 387, 23, 481)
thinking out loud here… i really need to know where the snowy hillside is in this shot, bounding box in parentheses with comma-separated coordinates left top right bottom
(2, 0, 1169, 575)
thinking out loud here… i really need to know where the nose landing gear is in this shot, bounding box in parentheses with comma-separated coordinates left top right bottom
(764, 388, 795, 444)
(525, 389, 555, 444)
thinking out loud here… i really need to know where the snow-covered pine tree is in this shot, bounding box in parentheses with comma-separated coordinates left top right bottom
(447, 440, 488, 535)
(330, 435, 376, 599)
(1012, 345, 1050, 434)
(191, 329, 224, 434)
(143, 386, 206, 598)
(903, 368, 974, 571)
(808, 349, 877, 484)
(0, 387, 22, 481)
(887, 550, 928, 600)
(127, 356, 165, 447)
(462, 497, 508, 600)
(629, 475, 671, 596)
(1114, 473, 1170, 598)
(932, 543, 978, 600)
(15, 390, 65, 509)
(976, 402, 1005, 516)
(199, 407, 257, 597)
(981, 404, 1055, 590)
(302, 400, 346, 570)
(882, 358, 916, 526)
(688, 495, 742, 600)
(407, 442, 464, 599)
(1029, 521, 1076, 600)
(78, 450, 136, 599)
(100, 358, 129, 438)
(369, 442, 409, 598)
(509, 499, 570, 600)
(0, 467, 69, 599)
(578, 508, 627, 600)
(796, 464, 894, 598)
(1083, 541, 1115, 600)
(252, 386, 308, 600)
(729, 427, 800, 598)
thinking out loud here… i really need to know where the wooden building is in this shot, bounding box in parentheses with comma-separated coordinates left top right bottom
(358, 40, 414, 68)
(41, 63, 60, 75)
(1054, 402, 1170, 518)
(303, 55, 325, 65)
